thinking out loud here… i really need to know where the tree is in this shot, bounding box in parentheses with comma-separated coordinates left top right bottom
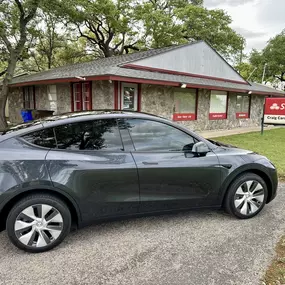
(19, 11, 92, 73)
(263, 30, 285, 83)
(61, 0, 244, 60)
(242, 30, 285, 85)
(0, 0, 40, 129)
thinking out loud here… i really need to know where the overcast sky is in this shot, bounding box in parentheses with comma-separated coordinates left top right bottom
(204, 0, 285, 53)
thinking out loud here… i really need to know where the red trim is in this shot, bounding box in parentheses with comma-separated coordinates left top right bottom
(70, 83, 74, 112)
(11, 75, 284, 97)
(248, 94, 252, 118)
(79, 82, 83, 110)
(122, 64, 249, 86)
(173, 113, 196, 121)
(236, 112, 249, 119)
(33, 86, 36, 109)
(195, 89, 199, 120)
(89, 81, 93, 110)
(209, 113, 227, 120)
(226, 91, 229, 119)
(137, 83, 141, 111)
(114, 81, 119, 110)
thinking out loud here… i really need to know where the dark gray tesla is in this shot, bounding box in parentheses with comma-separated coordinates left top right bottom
(0, 111, 278, 253)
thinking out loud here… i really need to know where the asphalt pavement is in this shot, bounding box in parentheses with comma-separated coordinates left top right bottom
(1, 184, 285, 285)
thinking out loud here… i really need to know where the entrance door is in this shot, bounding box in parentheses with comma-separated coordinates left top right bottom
(120, 118, 222, 213)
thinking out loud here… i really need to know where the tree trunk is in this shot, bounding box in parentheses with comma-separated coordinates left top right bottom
(0, 53, 18, 130)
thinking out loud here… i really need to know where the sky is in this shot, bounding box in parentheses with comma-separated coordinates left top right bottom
(204, 0, 285, 53)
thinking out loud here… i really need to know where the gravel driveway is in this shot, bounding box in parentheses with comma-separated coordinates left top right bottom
(0, 184, 285, 285)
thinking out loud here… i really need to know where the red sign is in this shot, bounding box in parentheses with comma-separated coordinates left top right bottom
(236, 112, 249, 119)
(173, 113, 196, 121)
(264, 97, 285, 125)
(209, 113, 227, 120)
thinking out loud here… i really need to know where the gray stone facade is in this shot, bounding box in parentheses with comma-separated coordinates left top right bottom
(7, 81, 265, 131)
(140, 84, 264, 131)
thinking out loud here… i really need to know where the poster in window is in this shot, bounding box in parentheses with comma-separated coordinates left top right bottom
(123, 87, 135, 110)
(173, 89, 197, 121)
(209, 91, 228, 120)
(236, 95, 250, 119)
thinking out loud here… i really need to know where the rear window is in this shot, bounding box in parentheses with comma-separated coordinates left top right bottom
(21, 129, 56, 148)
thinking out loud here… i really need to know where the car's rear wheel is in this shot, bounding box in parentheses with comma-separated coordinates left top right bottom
(6, 194, 71, 253)
(225, 173, 268, 219)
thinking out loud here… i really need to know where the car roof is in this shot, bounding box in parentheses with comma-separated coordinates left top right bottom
(0, 110, 169, 140)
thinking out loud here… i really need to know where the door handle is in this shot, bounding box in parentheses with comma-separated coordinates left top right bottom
(142, 162, 159, 165)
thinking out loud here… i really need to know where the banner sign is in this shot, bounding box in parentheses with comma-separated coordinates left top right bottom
(264, 98, 285, 125)
(209, 113, 227, 120)
(236, 112, 249, 119)
(173, 113, 196, 121)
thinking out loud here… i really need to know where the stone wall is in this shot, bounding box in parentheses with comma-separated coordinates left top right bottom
(140, 84, 264, 131)
(92, 80, 114, 109)
(56, 83, 70, 113)
(7, 87, 23, 123)
(7, 81, 265, 131)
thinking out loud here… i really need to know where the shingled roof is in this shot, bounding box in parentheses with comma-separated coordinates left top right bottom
(8, 41, 285, 96)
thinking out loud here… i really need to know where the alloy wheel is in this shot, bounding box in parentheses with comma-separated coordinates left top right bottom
(14, 204, 63, 248)
(234, 180, 265, 216)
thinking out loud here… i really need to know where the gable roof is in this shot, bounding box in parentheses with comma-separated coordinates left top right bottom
(8, 41, 285, 96)
(122, 41, 248, 84)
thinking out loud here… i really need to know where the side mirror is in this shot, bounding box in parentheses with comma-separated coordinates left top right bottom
(192, 141, 209, 155)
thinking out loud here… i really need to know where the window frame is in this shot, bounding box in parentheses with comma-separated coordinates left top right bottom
(173, 88, 198, 121)
(120, 82, 138, 111)
(209, 91, 228, 120)
(120, 118, 199, 153)
(236, 94, 251, 119)
(23, 86, 36, 109)
(71, 82, 92, 112)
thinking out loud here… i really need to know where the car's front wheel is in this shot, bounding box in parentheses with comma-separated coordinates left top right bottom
(225, 173, 268, 219)
(6, 193, 71, 253)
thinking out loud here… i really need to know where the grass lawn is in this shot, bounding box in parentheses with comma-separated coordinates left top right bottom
(214, 128, 285, 180)
(215, 127, 285, 285)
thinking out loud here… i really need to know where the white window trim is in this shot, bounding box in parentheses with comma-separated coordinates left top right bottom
(121, 82, 138, 111)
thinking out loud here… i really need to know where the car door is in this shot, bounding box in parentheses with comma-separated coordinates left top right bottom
(46, 118, 140, 223)
(119, 118, 222, 213)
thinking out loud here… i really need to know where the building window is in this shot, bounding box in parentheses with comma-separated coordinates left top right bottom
(121, 83, 138, 111)
(72, 82, 92, 111)
(23, 86, 35, 109)
(173, 88, 197, 121)
(236, 95, 250, 119)
(209, 91, 228, 120)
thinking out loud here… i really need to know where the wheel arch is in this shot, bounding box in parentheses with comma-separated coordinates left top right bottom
(0, 188, 81, 231)
(220, 167, 274, 206)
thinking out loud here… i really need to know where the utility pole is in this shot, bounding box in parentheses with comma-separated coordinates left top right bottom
(262, 63, 267, 84)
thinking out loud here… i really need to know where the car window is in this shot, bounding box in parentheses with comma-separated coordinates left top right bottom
(21, 128, 56, 148)
(124, 119, 196, 152)
(54, 119, 123, 151)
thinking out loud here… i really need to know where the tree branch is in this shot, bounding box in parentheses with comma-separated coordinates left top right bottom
(0, 33, 13, 53)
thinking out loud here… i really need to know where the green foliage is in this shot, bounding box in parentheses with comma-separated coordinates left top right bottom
(57, 0, 244, 60)
(243, 30, 285, 84)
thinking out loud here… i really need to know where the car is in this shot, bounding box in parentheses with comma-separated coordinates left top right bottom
(0, 110, 278, 253)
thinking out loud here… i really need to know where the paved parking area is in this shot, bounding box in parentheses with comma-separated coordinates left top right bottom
(0, 185, 285, 285)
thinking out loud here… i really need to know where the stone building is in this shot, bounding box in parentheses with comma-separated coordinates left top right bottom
(6, 41, 285, 131)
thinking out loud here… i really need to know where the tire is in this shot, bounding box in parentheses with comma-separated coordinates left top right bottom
(224, 173, 268, 219)
(6, 193, 71, 253)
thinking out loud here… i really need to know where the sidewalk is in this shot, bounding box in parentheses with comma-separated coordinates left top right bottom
(197, 125, 280, 138)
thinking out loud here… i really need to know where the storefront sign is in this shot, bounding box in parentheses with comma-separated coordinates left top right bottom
(264, 98, 285, 125)
(236, 112, 249, 119)
(209, 113, 227, 120)
(173, 113, 196, 121)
